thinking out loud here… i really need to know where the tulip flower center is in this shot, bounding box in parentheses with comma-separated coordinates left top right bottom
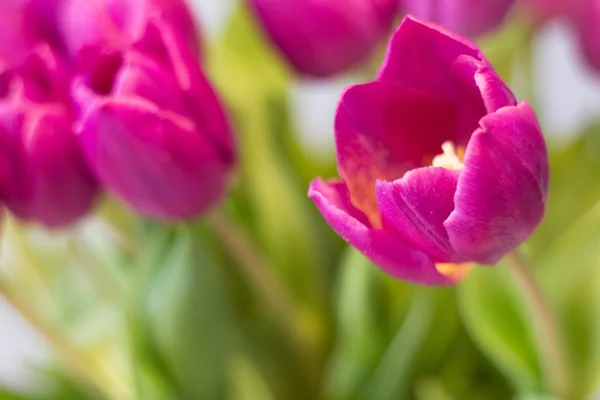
(431, 141, 465, 170)
(430, 141, 472, 281)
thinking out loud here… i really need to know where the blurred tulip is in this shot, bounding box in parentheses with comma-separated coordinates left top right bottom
(0, 45, 98, 227)
(0, 0, 60, 65)
(247, 0, 399, 77)
(73, 19, 235, 220)
(57, 0, 200, 58)
(401, 0, 516, 37)
(525, 0, 600, 72)
(309, 17, 549, 285)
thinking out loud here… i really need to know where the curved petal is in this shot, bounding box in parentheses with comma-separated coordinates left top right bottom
(135, 20, 236, 166)
(376, 16, 483, 100)
(452, 55, 517, 114)
(2, 108, 97, 227)
(445, 102, 549, 264)
(376, 167, 463, 263)
(335, 81, 458, 226)
(78, 97, 228, 220)
(308, 178, 454, 285)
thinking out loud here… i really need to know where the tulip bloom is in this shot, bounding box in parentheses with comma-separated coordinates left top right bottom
(73, 19, 235, 220)
(402, 0, 516, 37)
(57, 0, 200, 58)
(309, 17, 549, 285)
(0, 45, 98, 227)
(247, 0, 399, 77)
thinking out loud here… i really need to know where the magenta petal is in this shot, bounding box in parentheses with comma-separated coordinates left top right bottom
(376, 16, 482, 99)
(308, 178, 454, 285)
(78, 97, 228, 220)
(452, 56, 517, 114)
(1, 109, 97, 228)
(445, 102, 549, 264)
(335, 81, 458, 224)
(403, 0, 515, 38)
(376, 167, 463, 263)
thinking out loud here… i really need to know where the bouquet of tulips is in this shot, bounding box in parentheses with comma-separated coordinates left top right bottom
(0, 0, 599, 399)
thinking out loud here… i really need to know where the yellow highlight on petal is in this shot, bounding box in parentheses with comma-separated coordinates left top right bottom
(435, 262, 473, 282)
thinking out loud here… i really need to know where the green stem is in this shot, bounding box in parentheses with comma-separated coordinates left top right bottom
(205, 209, 306, 351)
(505, 250, 569, 397)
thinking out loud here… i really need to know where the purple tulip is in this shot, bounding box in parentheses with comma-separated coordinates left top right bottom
(0, 45, 98, 227)
(73, 19, 235, 220)
(57, 0, 200, 59)
(401, 0, 516, 37)
(309, 17, 549, 285)
(247, 0, 399, 77)
(0, 0, 61, 65)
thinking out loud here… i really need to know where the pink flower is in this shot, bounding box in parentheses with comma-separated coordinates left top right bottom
(309, 17, 549, 285)
(57, 0, 200, 58)
(0, 45, 98, 227)
(401, 0, 516, 37)
(73, 19, 235, 220)
(247, 0, 399, 77)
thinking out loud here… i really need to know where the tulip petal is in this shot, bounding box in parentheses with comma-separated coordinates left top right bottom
(335, 81, 459, 226)
(376, 167, 463, 263)
(248, 0, 397, 77)
(377, 16, 482, 100)
(78, 97, 228, 219)
(445, 102, 549, 264)
(402, 0, 515, 38)
(1, 108, 97, 227)
(135, 20, 236, 166)
(309, 178, 454, 285)
(452, 55, 517, 114)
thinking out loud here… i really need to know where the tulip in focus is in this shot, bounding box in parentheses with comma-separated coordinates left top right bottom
(309, 17, 549, 285)
(247, 0, 399, 77)
(0, 45, 98, 227)
(57, 0, 200, 58)
(402, 0, 516, 37)
(73, 19, 235, 220)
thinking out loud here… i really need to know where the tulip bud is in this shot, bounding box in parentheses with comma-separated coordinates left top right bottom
(401, 0, 516, 37)
(309, 17, 549, 285)
(73, 19, 235, 220)
(57, 0, 200, 58)
(247, 0, 399, 77)
(0, 45, 98, 227)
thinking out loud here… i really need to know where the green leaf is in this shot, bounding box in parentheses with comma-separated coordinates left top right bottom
(144, 225, 238, 400)
(324, 248, 390, 399)
(228, 355, 276, 400)
(359, 288, 439, 400)
(458, 265, 542, 392)
(534, 203, 600, 400)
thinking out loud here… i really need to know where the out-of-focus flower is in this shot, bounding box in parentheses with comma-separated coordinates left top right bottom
(73, 19, 235, 220)
(0, 0, 60, 65)
(525, 0, 600, 72)
(0, 45, 98, 227)
(57, 0, 200, 58)
(247, 0, 399, 77)
(309, 17, 548, 285)
(401, 0, 516, 37)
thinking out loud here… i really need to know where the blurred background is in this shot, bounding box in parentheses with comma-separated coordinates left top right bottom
(3, 0, 600, 399)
